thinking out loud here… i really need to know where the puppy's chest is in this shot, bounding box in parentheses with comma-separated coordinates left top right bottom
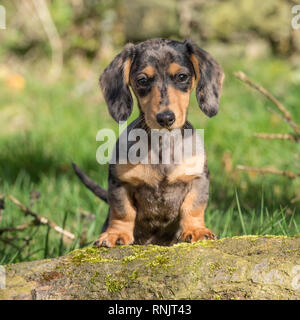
(133, 180, 188, 225)
(115, 155, 204, 187)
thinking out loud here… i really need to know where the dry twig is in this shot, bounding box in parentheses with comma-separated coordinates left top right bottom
(237, 165, 300, 179)
(8, 195, 75, 241)
(253, 133, 299, 142)
(234, 72, 300, 181)
(266, 106, 300, 136)
(234, 71, 300, 136)
(0, 222, 35, 235)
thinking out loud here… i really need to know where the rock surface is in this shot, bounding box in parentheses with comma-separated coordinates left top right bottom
(1, 236, 300, 300)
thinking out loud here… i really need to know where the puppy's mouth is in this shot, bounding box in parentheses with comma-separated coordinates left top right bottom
(146, 119, 177, 131)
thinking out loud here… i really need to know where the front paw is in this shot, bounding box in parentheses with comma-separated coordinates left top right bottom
(94, 231, 134, 248)
(180, 227, 217, 243)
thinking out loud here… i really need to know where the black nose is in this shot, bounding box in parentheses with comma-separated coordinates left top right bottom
(156, 111, 175, 127)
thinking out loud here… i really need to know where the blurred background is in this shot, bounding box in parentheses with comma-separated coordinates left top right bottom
(0, 0, 300, 264)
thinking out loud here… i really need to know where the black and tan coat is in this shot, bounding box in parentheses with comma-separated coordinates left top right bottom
(74, 38, 224, 247)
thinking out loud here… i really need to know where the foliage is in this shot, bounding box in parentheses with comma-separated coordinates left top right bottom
(0, 0, 299, 264)
(0, 0, 299, 63)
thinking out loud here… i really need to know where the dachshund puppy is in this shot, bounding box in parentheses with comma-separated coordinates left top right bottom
(80, 39, 224, 247)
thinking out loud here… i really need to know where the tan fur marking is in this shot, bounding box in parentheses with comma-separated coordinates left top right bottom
(167, 86, 190, 128)
(148, 86, 162, 126)
(171, 174, 198, 183)
(116, 163, 163, 187)
(140, 85, 192, 129)
(190, 54, 200, 82)
(181, 190, 196, 214)
(111, 188, 136, 222)
(191, 76, 195, 90)
(123, 58, 131, 85)
(141, 65, 155, 78)
(140, 85, 163, 129)
(181, 190, 206, 234)
(168, 63, 183, 75)
(96, 187, 136, 247)
(180, 191, 216, 241)
(181, 193, 206, 232)
(137, 66, 194, 129)
(167, 155, 204, 184)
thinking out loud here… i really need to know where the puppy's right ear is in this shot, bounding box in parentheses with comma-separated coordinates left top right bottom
(99, 43, 135, 122)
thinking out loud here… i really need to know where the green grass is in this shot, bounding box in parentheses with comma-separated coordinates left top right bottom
(0, 54, 300, 264)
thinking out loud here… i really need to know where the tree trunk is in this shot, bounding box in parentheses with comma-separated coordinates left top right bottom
(1, 236, 300, 300)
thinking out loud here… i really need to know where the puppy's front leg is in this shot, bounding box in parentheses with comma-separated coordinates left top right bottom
(94, 185, 136, 247)
(179, 185, 217, 242)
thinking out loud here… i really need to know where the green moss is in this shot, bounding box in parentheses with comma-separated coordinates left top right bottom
(209, 262, 221, 274)
(227, 266, 237, 274)
(105, 274, 127, 293)
(90, 271, 100, 285)
(69, 247, 116, 264)
(222, 235, 289, 241)
(294, 234, 300, 238)
(197, 240, 217, 248)
(147, 254, 174, 271)
(121, 251, 147, 264)
(172, 239, 216, 249)
(122, 245, 176, 264)
(128, 270, 139, 280)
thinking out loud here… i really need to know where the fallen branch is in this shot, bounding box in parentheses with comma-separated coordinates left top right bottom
(0, 235, 34, 261)
(237, 165, 300, 179)
(0, 222, 35, 235)
(266, 106, 300, 136)
(0, 237, 23, 250)
(235, 72, 300, 185)
(253, 133, 299, 142)
(234, 71, 300, 136)
(8, 195, 75, 241)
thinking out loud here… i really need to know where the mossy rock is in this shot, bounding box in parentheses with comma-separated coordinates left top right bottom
(1, 236, 300, 300)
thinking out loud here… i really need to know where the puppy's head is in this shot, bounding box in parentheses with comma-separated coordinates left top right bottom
(100, 39, 224, 129)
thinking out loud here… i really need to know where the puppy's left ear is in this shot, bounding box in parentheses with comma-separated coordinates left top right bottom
(99, 43, 135, 122)
(185, 40, 224, 117)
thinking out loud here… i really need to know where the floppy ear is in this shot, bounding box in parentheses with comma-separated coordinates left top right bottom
(99, 43, 135, 122)
(185, 40, 224, 117)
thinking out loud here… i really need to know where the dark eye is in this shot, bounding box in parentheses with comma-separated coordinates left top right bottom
(177, 73, 188, 82)
(137, 76, 149, 86)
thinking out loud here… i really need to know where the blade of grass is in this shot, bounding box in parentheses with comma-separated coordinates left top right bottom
(235, 190, 247, 235)
(43, 225, 51, 259)
(58, 210, 68, 256)
(221, 208, 233, 238)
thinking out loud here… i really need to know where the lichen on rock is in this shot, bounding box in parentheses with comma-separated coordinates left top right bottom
(1, 236, 300, 300)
